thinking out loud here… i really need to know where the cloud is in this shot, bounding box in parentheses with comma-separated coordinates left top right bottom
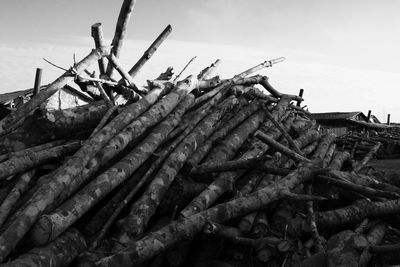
(0, 37, 399, 122)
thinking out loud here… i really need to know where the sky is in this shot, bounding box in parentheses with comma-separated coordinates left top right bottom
(0, 0, 399, 121)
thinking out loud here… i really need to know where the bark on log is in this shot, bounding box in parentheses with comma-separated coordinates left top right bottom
(82, 161, 151, 237)
(180, 97, 291, 218)
(202, 109, 267, 165)
(115, 96, 237, 244)
(0, 141, 81, 180)
(326, 223, 386, 267)
(255, 131, 310, 163)
(238, 128, 320, 233)
(0, 100, 107, 154)
(67, 79, 194, 201)
(156, 67, 174, 81)
(30, 94, 196, 245)
(328, 151, 350, 171)
(127, 25, 172, 78)
(96, 155, 328, 265)
(0, 228, 86, 267)
(0, 48, 109, 137)
(0, 83, 169, 261)
(91, 23, 107, 75)
(0, 170, 36, 228)
(197, 59, 221, 80)
(185, 100, 262, 171)
(106, 0, 136, 78)
(322, 143, 336, 168)
(352, 142, 381, 173)
(317, 198, 400, 228)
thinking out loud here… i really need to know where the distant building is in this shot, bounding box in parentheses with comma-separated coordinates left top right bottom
(311, 111, 392, 136)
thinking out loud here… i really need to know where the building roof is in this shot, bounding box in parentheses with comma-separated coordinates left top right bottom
(311, 111, 368, 122)
(0, 85, 93, 105)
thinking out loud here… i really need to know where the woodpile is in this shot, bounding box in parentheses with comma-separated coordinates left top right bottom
(1, 1, 400, 267)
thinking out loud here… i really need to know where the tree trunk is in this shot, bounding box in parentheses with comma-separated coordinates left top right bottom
(1, 228, 86, 267)
(106, 0, 136, 78)
(127, 25, 172, 78)
(114, 96, 238, 245)
(0, 83, 172, 261)
(185, 100, 262, 171)
(96, 158, 326, 266)
(180, 98, 289, 217)
(30, 94, 196, 245)
(0, 170, 36, 228)
(0, 101, 107, 154)
(317, 198, 400, 228)
(0, 141, 81, 180)
(352, 142, 381, 173)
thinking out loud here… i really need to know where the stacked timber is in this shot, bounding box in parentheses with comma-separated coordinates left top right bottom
(1, 1, 400, 267)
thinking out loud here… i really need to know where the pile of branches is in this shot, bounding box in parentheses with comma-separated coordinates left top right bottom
(337, 131, 400, 160)
(1, 1, 400, 267)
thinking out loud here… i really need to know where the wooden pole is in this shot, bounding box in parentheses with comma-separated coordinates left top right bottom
(33, 68, 42, 96)
(296, 88, 304, 107)
(387, 114, 391, 125)
(128, 25, 172, 78)
(367, 110, 371, 122)
(106, 0, 137, 78)
(91, 23, 107, 76)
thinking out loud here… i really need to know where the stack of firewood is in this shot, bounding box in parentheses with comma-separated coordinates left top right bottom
(1, 1, 400, 267)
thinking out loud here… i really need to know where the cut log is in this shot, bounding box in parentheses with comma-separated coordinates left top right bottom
(184, 100, 262, 171)
(114, 96, 238, 245)
(96, 149, 331, 265)
(106, 0, 136, 77)
(352, 142, 381, 173)
(0, 228, 86, 267)
(91, 23, 107, 75)
(179, 97, 291, 218)
(0, 170, 36, 228)
(0, 83, 171, 261)
(0, 141, 81, 180)
(127, 25, 172, 78)
(0, 48, 109, 137)
(0, 101, 107, 154)
(30, 94, 196, 245)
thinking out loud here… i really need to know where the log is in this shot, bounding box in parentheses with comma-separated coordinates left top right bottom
(317, 199, 400, 228)
(197, 59, 221, 80)
(114, 96, 237, 245)
(328, 151, 350, 171)
(91, 23, 107, 75)
(127, 25, 172, 78)
(0, 228, 86, 267)
(156, 67, 174, 81)
(96, 150, 330, 265)
(107, 54, 143, 97)
(326, 223, 386, 267)
(0, 101, 107, 154)
(202, 109, 267, 165)
(65, 78, 193, 202)
(0, 48, 109, 137)
(0, 141, 81, 180)
(255, 131, 310, 163)
(106, 0, 136, 77)
(322, 143, 336, 168)
(30, 94, 196, 245)
(184, 100, 262, 171)
(352, 142, 381, 173)
(0, 83, 170, 261)
(179, 97, 291, 218)
(0, 170, 36, 228)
